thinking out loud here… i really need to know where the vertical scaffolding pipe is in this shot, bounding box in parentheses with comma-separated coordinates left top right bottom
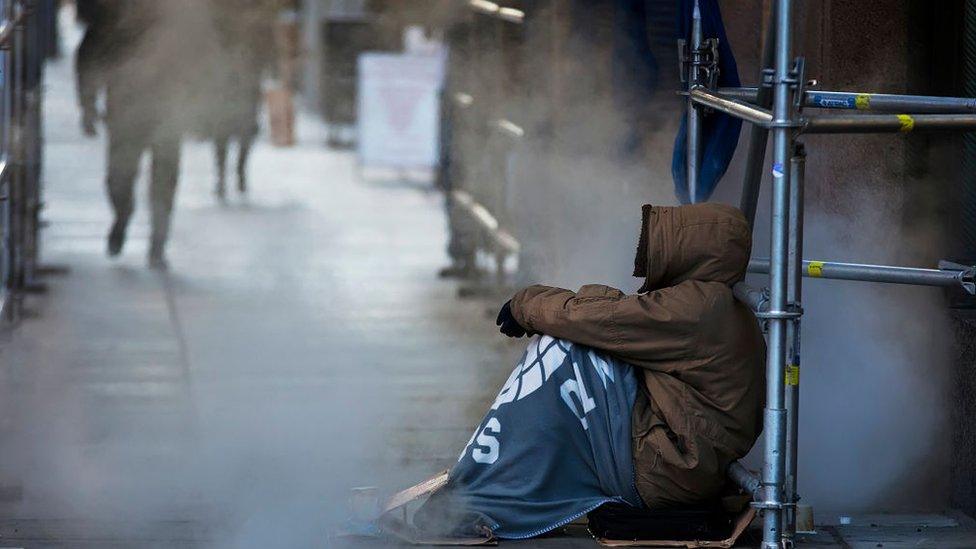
(686, 0, 702, 203)
(783, 145, 805, 539)
(964, 1, 976, 259)
(739, 1, 777, 225)
(25, 0, 42, 288)
(762, 0, 794, 547)
(7, 0, 23, 299)
(0, 0, 10, 314)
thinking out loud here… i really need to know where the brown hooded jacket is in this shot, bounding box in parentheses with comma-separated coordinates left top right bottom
(509, 203, 766, 508)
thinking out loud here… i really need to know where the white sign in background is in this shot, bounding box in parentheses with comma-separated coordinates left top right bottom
(357, 52, 444, 170)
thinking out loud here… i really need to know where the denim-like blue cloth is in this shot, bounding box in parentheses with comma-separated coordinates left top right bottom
(415, 335, 643, 539)
(672, 0, 742, 203)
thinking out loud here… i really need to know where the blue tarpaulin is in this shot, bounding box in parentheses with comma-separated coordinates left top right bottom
(671, 0, 741, 204)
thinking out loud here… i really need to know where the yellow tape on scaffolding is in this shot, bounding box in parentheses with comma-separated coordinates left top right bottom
(807, 261, 824, 277)
(897, 114, 915, 132)
(785, 365, 800, 386)
(855, 94, 871, 110)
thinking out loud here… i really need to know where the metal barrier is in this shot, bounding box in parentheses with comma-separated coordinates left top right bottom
(0, 0, 52, 320)
(440, 1, 526, 293)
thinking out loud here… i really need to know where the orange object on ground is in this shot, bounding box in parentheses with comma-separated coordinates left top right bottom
(266, 85, 295, 147)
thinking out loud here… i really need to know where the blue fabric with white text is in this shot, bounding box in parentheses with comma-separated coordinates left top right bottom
(415, 335, 643, 539)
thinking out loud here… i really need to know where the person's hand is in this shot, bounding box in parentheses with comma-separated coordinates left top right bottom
(496, 300, 528, 338)
(81, 108, 98, 137)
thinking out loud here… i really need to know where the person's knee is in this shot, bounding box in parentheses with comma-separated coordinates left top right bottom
(152, 150, 182, 181)
(105, 171, 136, 209)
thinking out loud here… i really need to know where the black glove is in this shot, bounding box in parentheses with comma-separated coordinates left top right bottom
(496, 300, 528, 338)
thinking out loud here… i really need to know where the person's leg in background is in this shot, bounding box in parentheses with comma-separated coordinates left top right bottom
(236, 132, 255, 194)
(213, 135, 228, 200)
(436, 97, 478, 280)
(440, 198, 478, 279)
(147, 132, 182, 269)
(105, 126, 146, 257)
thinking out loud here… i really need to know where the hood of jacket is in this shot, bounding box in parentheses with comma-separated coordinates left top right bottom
(633, 203, 751, 293)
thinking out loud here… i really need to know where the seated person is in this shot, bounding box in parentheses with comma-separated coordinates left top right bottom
(415, 203, 766, 539)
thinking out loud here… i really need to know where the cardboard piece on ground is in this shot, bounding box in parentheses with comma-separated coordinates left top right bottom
(382, 470, 449, 514)
(378, 470, 496, 546)
(266, 86, 295, 147)
(594, 507, 757, 548)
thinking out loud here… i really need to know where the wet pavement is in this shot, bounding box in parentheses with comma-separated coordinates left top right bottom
(0, 15, 518, 549)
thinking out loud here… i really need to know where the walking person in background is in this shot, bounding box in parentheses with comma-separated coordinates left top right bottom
(203, 0, 276, 201)
(75, 0, 209, 269)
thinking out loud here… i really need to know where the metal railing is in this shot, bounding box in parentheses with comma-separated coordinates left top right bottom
(439, 1, 526, 293)
(0, 0, 52, 320)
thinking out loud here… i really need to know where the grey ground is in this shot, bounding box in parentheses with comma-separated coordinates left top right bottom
(0, 16, 973, 549)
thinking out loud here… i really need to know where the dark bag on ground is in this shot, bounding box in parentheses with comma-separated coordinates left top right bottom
(586, 501, 736, 541)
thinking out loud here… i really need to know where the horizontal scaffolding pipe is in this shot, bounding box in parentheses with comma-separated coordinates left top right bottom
(733, 281, 770, 312)
(685, 89, 976, 133)
(728, 461, 762, 500)
(450, 190, 521, 255)
(720, 87, 976, 114)
(802, 113, 976, 134)
(689, 87, 773, 126)
(749, 258, 975, 293)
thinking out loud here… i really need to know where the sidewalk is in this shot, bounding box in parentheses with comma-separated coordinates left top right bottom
(0, 15, 516, 548)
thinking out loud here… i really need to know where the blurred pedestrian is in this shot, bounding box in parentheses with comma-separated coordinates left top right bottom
(75, 0, 210, 269)
(202, 0, 277, 200)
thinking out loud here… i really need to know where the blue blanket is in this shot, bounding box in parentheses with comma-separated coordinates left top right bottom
(672, 0, 742, 203)
(414, 336, 643, 539)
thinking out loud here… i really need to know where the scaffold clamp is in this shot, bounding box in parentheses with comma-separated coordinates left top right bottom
(678, 37, 721, 90)
(939, 260, 976, 295)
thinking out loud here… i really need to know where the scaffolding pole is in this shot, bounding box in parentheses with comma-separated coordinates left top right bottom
(802, 113, 976, 133)
(688, 90, 976, 133)
(759, 1, 794, 546)
(682, 2, 976, 546)
(685, 1, 704, 204)
(783, 146, 805, 539)
(729, 460, 763, 500)
(748, 258, 976, 293)
(721, 86, 976, 113)
(733, 281, 770, 313)
(689, 87, 773, 125)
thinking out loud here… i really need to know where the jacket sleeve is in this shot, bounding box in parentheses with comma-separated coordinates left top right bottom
(509, 283, 712, 371)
